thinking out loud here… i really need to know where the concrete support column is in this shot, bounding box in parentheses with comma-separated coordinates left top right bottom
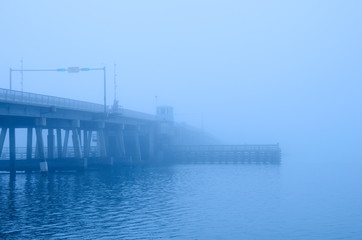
(79, 129, 83, 147)
(26, 127, 33, 160)
(72, 128, 82, 159)
(87, 130, 92, 156)
(148, 129, 155, 161)
(83, 130, 88, 158)
(9, 127, 15, 172)
(47, 128, 54, 159)
(97, 129, 107, 157)
(84, 130, 92, 158)
(133, 131, 141, 162)
(0, 128, 7, 158)
(35, 127, 47, 172)
(81, 130, 90, 169)
(96, 131, 101, 156)
(104, 129, 109, 157)
(117, 129, 126, 158)
(56, 129, 62, 159)
(35, 141, 39, 159)
(63, 130, 69, 158)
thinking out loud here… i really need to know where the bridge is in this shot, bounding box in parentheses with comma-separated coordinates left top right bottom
(0, 88, 281, 172)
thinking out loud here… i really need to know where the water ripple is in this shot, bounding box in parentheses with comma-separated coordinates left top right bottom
(0, 163, 361, 239)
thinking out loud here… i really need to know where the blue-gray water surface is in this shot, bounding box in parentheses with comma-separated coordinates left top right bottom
(1, 158, 361, 239)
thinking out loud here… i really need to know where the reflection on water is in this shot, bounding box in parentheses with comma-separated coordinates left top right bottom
(0, 162, 361, 239)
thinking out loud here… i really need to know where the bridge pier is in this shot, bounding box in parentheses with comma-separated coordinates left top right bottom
(148, 129, 155, 161)
(26, 127, 33, 160)
(9, 127, 15, 172)
(56, 129, 62, 158)
(97, 128, 107, 158)
(106, 126, 126, 163)
(63, 129, 69, 158)
(83, 130, 90, 158)
(72, 128, 82, 159)
(48, 128, 54, 159)
(82, 130, 92, 168)
(117, 128, 126, 160)
(0, 127, 7, 159)
(127, 128, 141, 163)
(35, 127, 47, 172)
(134, 131, 142, 162)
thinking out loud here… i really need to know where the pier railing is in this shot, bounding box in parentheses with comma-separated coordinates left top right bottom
(171, 144, 280, 152)
(0, 147, 101, 160)
(170, 144, 281, 163)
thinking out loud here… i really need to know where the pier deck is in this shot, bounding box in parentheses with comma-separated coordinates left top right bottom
(170, 144, 281, 164)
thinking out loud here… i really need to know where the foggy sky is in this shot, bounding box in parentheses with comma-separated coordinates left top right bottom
(1, 0, 362, 160)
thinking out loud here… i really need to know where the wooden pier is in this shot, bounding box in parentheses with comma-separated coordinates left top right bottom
(170, 144, 281, 164)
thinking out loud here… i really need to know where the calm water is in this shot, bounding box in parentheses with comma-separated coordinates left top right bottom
(1, 158, 361, 239)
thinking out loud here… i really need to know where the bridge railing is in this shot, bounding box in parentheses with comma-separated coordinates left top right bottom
(0, 88, 104, 112)
(0, 88, 156, 120)
(111, 107, 156, 121)
(0, 147, 101, 160)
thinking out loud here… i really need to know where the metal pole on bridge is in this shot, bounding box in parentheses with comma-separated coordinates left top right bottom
(9, 68, 12, 90)
(103, 66, 106, 113)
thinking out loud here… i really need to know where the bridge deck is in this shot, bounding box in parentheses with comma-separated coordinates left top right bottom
(0, 88, 155, 121)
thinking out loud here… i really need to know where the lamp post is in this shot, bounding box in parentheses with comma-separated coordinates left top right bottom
(9, 66, 107, 113)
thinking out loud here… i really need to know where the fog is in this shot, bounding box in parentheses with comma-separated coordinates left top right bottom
(1, 0, 362, 161)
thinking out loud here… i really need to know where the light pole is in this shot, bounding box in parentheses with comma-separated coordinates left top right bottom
(9, 66, 107, 113)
